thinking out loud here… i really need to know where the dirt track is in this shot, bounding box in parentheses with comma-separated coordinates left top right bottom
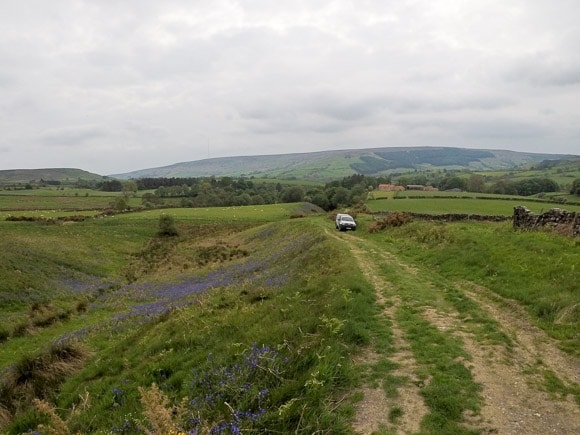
(331, 231, 580, 435)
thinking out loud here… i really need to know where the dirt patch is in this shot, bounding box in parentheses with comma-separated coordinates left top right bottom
(422, 283, 580, 434)
(462, 335, 580, 435)
(458, 281, 579, 385)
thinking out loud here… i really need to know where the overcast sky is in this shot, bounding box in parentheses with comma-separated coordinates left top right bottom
(1, 0, 579, 175)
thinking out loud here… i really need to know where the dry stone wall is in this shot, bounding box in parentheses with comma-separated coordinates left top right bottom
(513, 206, 580, 237)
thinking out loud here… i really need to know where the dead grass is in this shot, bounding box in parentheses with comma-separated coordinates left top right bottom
(0, 339, 90, 428)
(138, 383, 189, 435)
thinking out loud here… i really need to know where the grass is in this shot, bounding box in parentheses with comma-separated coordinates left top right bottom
(336, 212, 578, 432)
(397, 306, 482, 435)
(1, 194, 578, 433)
(1, 207, 378, 433)
(361, 219, 580, 356)
(367, 196, 580, 215)
(0, 191, 141, 213)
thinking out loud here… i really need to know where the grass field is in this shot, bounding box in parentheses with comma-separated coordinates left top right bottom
(0, 190, 578, 433)
(367, 196, 580, 215)
(0, 192, 141, 215)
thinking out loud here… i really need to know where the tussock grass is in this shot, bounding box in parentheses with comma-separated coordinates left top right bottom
(0, 340, 90, 420)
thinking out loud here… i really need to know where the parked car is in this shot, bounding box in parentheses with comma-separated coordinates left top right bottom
(335, 213, 357, 231)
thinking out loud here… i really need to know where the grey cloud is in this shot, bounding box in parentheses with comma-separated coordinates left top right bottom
(238, 91, 515, 137)
(455, 119, 547, 139)
(402, 117, 547, 141)
(1, 1, 579, 173)
(123, 122, 170, 139)
(505, 55, 580, 87)
(40, 125, 108, 147)
(0, 72, 16, 87)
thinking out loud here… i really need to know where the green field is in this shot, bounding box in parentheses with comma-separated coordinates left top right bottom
(366, 194, 580, 216)
(0, 191, 140, 215)
(0, 189, 578, 434)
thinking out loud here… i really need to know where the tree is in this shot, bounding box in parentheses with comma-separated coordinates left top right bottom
(438, 176, 467, 191)
(141, 193, 163, 208)
(570, 179, 580, 196)
(123, 180, 138, 198)
(111, 197, 128, 211)
(467, 174, 485, 193)
(331, 187, 350, 208)
(512, 178, 559, 196)
(281, 186, 304, 203)
(100, 179, 123, 192)
(490, 180, 517, 195)
(311, 193, 331, 211)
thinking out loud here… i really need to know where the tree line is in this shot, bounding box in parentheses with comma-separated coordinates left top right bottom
(95, 172, 578, 213)
(394, 172, 567, 196)
(97, 174, 390, 211)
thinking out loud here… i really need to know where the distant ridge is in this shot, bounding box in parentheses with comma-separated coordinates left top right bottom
(0, 168, 106, 184)
(110, 147, 577, 181)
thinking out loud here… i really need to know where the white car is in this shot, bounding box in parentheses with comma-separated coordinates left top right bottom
(335, 213, 357, 231)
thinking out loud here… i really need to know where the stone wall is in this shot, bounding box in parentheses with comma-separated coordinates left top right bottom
(513, 206, 580, 237)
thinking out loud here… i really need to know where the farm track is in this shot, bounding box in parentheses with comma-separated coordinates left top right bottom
(329, 231, 580, 435)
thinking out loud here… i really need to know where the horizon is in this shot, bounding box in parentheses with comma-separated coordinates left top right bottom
(1, 145, 578, 178)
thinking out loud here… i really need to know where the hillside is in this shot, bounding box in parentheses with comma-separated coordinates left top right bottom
(0, 168, 106, 185)
(0, 207, 578, 433)
(111, 147, 577, 180)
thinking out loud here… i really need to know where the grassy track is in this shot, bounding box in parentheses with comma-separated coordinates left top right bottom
(329, 220, 579, 434)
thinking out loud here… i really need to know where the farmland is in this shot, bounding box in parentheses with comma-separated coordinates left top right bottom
(0, 189, 578, 434)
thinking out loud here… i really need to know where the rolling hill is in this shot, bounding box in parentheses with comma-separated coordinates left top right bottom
(110, 147, 577, 181)
(0, 168, 106, 185)
(1, 147, 577, 184)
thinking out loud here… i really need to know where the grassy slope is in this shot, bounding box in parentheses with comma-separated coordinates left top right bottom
(112, 147, 575, 181)
(0, 168, 105, 184)
(0, 205, 378, 433)
(482, 158, 580, 187)
(1, 197, 578, 433)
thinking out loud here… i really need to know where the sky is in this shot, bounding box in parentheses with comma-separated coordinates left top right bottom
(1, 0, 579, 175)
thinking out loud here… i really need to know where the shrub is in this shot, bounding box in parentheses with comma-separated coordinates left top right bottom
(368, 212, 412, 232)
(0, 326, 9, 343)
(571, 178, 580, 196)
(157, 215, 179, 237)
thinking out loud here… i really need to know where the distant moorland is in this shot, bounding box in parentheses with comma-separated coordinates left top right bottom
(108, 146, 577, 181)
